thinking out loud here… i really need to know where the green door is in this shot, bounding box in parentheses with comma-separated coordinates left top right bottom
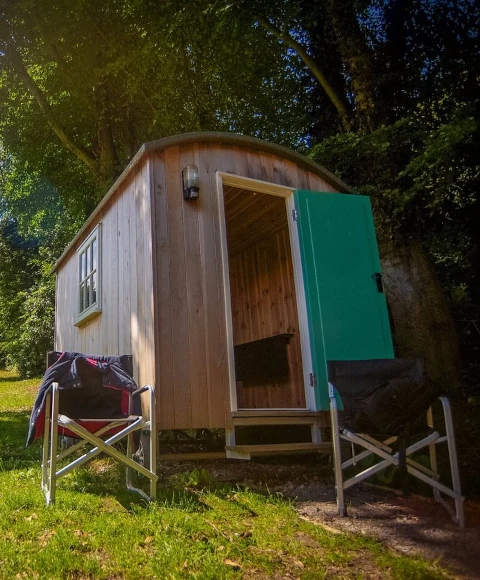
(295, 190, 394, 409)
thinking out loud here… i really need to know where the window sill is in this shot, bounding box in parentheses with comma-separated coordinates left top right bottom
(75, 306, 102, 327)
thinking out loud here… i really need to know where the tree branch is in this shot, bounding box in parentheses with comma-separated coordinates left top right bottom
(4, 46, 97, 172)
(259, 17, 351, 131)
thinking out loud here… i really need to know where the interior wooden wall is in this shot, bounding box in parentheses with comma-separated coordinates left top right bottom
(54, 160, 156, 389)
(225, 189, 305, 409)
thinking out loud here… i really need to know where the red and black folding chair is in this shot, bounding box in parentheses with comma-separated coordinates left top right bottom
(27, 352, 157, 505)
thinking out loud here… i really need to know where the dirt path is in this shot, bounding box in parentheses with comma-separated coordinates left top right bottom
(295, 485, 480, 580)
(161, 458, 480, 579)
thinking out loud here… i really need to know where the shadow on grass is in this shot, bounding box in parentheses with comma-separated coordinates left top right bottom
(60, 464, 210, 512)
(0, 410, 225, 513)
(0, 375, 21, 383)
(0, 410, 40, 470)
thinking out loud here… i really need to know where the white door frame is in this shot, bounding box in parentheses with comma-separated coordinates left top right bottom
(216, 171, 316, 412)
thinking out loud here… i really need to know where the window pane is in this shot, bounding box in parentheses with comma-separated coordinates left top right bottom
(86, 244, 92, 274)
(79, 282, 85, 312)
(92, 238, 97, 271)
(85, 278, 91, 308)
(80, 251, 85, 281)
(77, 225, 101, 321)
(92, 272, 97, 304)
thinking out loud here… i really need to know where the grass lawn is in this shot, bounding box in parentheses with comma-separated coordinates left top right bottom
(0, 368, 451, 579)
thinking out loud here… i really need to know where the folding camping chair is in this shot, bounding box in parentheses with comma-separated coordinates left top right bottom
(29, 352, 157, 505)
(328, 359, 464, 526)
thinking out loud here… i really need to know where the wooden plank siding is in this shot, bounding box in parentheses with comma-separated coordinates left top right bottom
(54, 163, 156, 389)
(198, 144, 232, 429)
(54, 134, 343, 432)
(152, 143, 232, 429)
(150, 143, 340, 427)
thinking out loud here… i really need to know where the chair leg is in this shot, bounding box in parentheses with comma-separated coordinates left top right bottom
(149, 385, 157, 501)
(45, 383, 59, 505)
(311, 422, 323, 444)
(41, 390, 51, 498)
(125, 385, 157, 502)
(330, 384, 346, 516)
(430, 398, 464, 527)
(398, 427, 410, 498)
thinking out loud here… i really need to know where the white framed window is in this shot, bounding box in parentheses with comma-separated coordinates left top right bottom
(75, 223, 102, 326)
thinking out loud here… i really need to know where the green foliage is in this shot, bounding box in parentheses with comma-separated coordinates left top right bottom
(0, 0, 478, 384)
(0, 147, 87, 376)
(0, 206, 61, 377)
(310, 99, 480, 306)
(9, 274, 55, 378)
(170, 468, 217, 490)
(1, 0, 311, 195)
(0, 219, 38, 368)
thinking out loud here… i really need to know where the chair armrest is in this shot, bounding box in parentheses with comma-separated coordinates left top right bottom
(132, 385, 153, 397)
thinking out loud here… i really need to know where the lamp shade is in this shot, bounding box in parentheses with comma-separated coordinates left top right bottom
(182, 164, 200, 200)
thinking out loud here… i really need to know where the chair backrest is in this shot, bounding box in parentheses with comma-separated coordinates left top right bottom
(46, 352, 135, 419)
(327, 358, 425, 395)
(327, 358, 437, 434)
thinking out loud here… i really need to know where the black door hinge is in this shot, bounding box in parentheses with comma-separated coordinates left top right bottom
(372, 272, 384, 293)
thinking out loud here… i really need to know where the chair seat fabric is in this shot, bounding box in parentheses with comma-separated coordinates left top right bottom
(27, 352, 138, 446)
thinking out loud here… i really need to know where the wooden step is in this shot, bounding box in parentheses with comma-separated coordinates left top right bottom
(232, 410, 324, 417)
(232, 410, 328, 427)
(233, 416, 325, 426)
(225, 442, 332, 460)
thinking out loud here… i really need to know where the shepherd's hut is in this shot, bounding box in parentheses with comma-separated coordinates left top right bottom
(53, 132, 394, 457)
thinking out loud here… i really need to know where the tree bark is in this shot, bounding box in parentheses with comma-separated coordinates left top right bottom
(324, 0, 379, 132)
(380, 237, 461, 391)
(258, 17, 352, 131)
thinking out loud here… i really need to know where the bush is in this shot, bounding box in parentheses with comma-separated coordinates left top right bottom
(7, 278, 55, 377)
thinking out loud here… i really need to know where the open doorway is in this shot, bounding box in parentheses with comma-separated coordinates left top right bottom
(222, 184, 307, 410)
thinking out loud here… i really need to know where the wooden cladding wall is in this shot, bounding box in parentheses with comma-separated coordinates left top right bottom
(151, 142, 336, 429)
(151, 144, 230, 431)
(55, 137, 339, 433)
(54, 161, 155, 389)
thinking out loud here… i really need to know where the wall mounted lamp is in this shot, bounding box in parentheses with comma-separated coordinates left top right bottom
(182, 164, 200, 201)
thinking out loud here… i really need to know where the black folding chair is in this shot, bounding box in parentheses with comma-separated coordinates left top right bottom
(28, 352, 157, 505)
(328, 358, 464, 526)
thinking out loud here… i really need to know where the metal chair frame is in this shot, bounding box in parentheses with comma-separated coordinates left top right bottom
(329, 382, 464, 526)
(41, 381, 157, 505)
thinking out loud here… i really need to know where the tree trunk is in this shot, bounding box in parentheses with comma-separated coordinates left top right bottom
(93, 79, 118, 191)
(380, 237, 461, 391)
(325, 0, 379, 132)
(96, 121, 117, 191)
(258, 17, 352, 131)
